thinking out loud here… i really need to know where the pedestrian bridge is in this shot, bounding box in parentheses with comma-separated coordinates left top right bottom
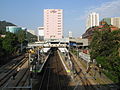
(28, 43, 68, 48)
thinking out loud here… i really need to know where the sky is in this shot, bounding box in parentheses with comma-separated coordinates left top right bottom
(0, 0, 120, 37)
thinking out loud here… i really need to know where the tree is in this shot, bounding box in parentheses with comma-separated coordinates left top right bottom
(0, 38, 5, 64)
(2, 32, 18, 55)
(90, 24, 120, 83)
(26, 32, 37, 43)
(16, 30, 26, 52)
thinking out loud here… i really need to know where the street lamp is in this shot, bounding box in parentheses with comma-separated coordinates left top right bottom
(93, 58, 96, 62)
(99, 64, 102, 77)
(37, 47, 40, 65)
(93, 59, 97, 78)
(28, 52, 31, 86)
(77, 45, 79, 59)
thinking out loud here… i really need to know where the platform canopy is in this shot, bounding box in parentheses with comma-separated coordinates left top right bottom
(40, 48, 50, 53)
(58, 48, 68, 53)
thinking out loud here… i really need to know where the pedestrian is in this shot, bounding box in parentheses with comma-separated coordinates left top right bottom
(12, 70, 17, 80)
(17, 67, 20, 72)
(99, 70, 102, 77)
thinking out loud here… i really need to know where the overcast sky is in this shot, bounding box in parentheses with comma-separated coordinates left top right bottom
(0, 0, 120, 37)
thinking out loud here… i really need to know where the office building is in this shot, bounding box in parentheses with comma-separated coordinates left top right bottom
(102, 17, 120, 28)
(111, 17, 120, 28)
(44, 9, 63, 39)
(37, 27, 44, 41)
(86, 12, 99, 29)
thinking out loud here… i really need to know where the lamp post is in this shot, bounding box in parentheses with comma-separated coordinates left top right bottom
(77, 45, 79, 59)
(93, 59, 97, 78)
(99, 64, 102, 77)
(28, 53, 31, 86)
(37, 47, 40, 65)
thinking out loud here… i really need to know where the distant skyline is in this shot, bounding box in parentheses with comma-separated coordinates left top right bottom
(0, 0, 120, 37)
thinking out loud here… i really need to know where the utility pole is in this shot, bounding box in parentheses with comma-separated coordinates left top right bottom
(77, 45, 79, 59)
(28, 52, 31, 87)
(93, 59, 97, 78)
(38, 47, 40, 65)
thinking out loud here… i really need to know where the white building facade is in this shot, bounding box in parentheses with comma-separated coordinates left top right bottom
(68, 31, 73, 38)
(37, 27, 44, 41)
(44, 9, 63, 40)
(86, 12, 99, 30)
(111, 17, 120, 28)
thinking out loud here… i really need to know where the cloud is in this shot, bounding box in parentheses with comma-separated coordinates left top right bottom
(87, 0, 120, 19)
(76, 0, 120, 21)
(72, 0, 120, 36)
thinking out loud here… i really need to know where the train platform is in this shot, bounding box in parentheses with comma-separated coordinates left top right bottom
(57, 50, 84, 89)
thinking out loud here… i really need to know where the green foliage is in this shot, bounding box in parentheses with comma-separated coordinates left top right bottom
(26, 32, 37, 43)
(90, 24, 120, 83)
(2, 32, 18, 54)
(16, 30, 26, 43)
(0, 32, 19, 65)
(0, 38, 5, 57)
(71, 48, 77, 56)
(0, 21, 28, 65)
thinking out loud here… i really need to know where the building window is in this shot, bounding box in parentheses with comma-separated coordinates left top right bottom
(58, 33, 61, 35)
(58, 15, 61, 17)
(58, 25, 61, 27)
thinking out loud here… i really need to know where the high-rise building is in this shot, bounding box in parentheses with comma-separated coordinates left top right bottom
(111, 17, 120, 28)
(44, 9, 63, 40)
(37, 27, 44, 41)
(68, 31, 72, 38)
(102, 17, 120, 28)
(86, 12, 99, 30)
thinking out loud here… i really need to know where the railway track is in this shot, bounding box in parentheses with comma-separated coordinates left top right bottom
(38, 50, 71, 90)
(0, 55, 25, 74)
(69, 53, 96, 90)
(70, 52, 120, 90)
(5, 61, 29, 90)
(0, 55, 28, 88)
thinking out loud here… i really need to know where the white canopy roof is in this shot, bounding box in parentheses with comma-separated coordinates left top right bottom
(58, 48, 68, 53)
(40, 48, 50, 53)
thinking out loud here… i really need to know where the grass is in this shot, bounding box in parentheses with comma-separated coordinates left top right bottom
(103, 70, 118, 83)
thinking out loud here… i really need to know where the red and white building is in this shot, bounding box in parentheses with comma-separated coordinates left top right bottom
(44, 9, 63, 40)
